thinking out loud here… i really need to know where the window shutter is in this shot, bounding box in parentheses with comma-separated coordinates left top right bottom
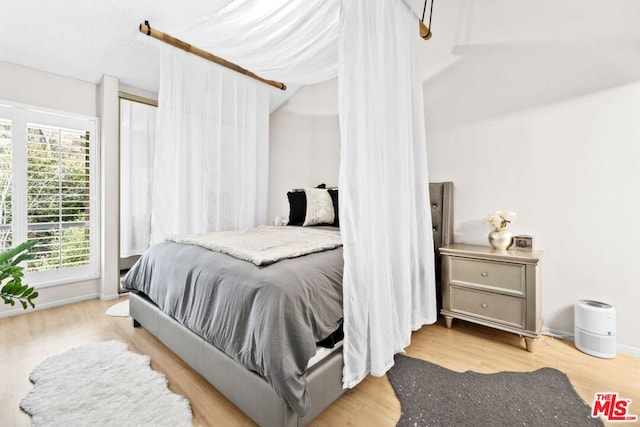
(0, 118, 11, 251)
(26, 124, 92, 272)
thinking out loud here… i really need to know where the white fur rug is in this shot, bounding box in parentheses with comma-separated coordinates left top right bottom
(106, 300, 130, 317)
(20, 340, 192, 427)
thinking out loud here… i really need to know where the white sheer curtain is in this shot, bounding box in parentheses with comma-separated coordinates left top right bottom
(338, 0, 437, 387)
(120, 99, 157, 257)
(150, 46, 269, 244)
(178, 0, 339, 85)
(166, 0, 436, 388)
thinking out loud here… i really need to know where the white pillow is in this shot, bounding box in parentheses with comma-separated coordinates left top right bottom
(303, 188, 335, 226)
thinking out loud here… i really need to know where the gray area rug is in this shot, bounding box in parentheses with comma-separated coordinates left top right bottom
(387, 354, 603, 426)
(21, 340, 192, 427)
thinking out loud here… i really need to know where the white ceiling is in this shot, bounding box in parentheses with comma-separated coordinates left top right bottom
(0, 0, 236, 94)
(4, 0, 640, 111)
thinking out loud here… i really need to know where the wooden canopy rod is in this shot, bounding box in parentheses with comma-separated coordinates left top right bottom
(139, 21, 287, 91)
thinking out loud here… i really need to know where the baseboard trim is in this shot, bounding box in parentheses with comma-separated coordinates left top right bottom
(0, 293, 99, 318)
(541, 327, 575, 340)
(542, 327, 640, 358)
(100, 293, 120, 302)
(617, 344, 640, 358)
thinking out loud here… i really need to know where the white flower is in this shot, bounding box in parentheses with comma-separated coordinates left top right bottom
(485, 210, 516, 231)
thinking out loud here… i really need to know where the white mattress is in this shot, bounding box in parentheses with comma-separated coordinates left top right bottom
(307, 341, 343, 369)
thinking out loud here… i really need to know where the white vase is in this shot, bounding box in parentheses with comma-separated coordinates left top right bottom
(488, 229, 513, 250)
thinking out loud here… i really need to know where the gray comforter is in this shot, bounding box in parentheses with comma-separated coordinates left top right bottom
(122, 239, 343, 416)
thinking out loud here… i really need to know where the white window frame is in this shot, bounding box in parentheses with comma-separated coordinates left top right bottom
(0, 100, 100, 288)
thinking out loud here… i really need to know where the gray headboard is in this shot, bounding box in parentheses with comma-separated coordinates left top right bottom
(429, 181, 453, 304)
(429, 181, 454, 250)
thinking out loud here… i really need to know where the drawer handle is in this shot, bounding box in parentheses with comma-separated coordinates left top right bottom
(481, 303, 488, 308)
(481, 272, 488, 277)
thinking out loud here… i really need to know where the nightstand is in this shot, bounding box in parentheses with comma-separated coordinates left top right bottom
(439, 244, 543, 352)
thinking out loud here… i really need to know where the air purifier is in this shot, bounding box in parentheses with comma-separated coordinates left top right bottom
(574, 299, 616, 358)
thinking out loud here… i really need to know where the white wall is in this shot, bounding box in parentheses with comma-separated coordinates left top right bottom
(420, 0, 640, 354)
(268, 79, 340, 221)
(0, 61, 97, 115)
(0, 61, 101, 316)
(268, 1, 640, 353)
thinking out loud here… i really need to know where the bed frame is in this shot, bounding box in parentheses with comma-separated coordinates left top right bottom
(130, 181, 453, 427)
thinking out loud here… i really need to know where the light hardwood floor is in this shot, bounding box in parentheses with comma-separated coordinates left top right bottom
(2, 297, 639, 426)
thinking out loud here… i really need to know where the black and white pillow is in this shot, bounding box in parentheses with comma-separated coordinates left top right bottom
(302, 188, 335, 226)
(287, 184, 339, 227)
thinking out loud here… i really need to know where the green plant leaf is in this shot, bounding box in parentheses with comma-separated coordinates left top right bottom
(0, 241, 38, 310)
(0, 241, 36, 265)
(12, 252, 36, 266)
(1, 282, 13, 294)
(3, 281, 17, 295)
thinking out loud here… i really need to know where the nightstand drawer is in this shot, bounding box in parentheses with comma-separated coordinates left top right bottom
(450, 257, 525, 294)
(450, 287, 525, 328)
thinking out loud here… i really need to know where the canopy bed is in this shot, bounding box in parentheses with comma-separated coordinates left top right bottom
(126, 0, 444, 425)
(125, 182, 452, 427)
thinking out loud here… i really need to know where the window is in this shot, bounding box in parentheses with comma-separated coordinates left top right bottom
(0, 103, 99, 286)
(0, 114, 12, 251)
